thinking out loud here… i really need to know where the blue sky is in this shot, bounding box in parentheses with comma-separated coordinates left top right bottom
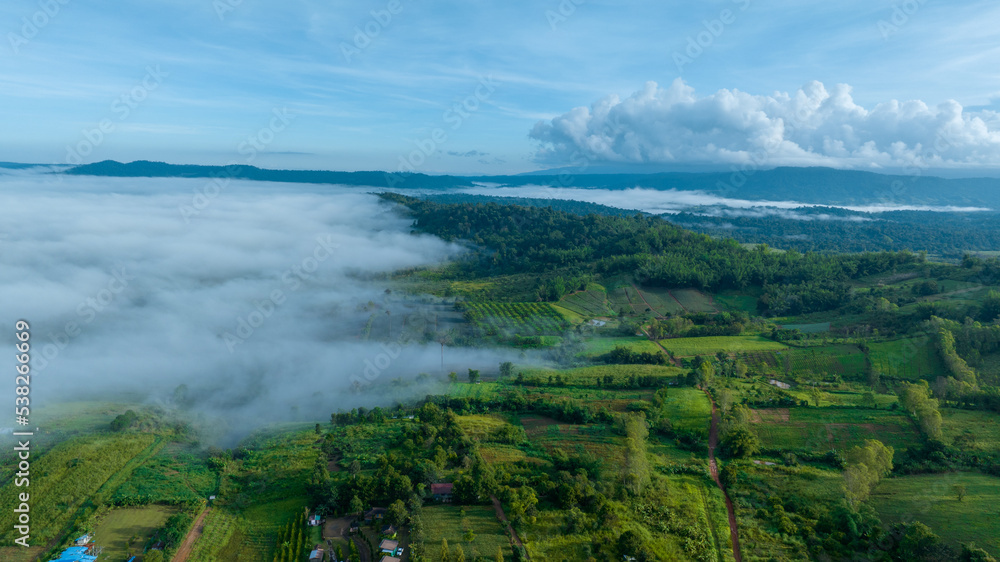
(1, 0, 999, 173)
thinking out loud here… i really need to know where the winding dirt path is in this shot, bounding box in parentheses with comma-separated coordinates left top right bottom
(171, 507, 210, 562)
(491, 495, 529, 559)
(704, 389, 742, 562)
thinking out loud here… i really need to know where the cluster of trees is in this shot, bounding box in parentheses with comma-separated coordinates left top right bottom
(380, 193, 919, 307)
(273, 512, 309, 562)
(603, 344, 670, 365)
(843, 439, 894, 508)
(900, 381, 944, 440)
(621, 413, 651, 495)
(718, 404, 761, 459)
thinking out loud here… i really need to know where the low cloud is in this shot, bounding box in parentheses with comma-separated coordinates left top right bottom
(0, 171, 524, 441)
(530, 79, 1000, 170)
(447, 150, 489, 157)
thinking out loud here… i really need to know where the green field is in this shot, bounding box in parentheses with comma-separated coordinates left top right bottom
(657, 387, 712, 433)
(419, 505, 511, 560)
(559, 287, 612, 317)
(635, 286, 687, 316)
(744, 344, 866, 380)
(461, 301, 571, 335)
(751, 407, 921, 452)
(672, 288, 717, 313)
(873, 472, 1000, 557)
(940, 408, 1000, 451)
(659, 335, 787, 357)
(93, 505, 180, 561)
(578, 335, 665, 358)
(869, 337, 948, 381)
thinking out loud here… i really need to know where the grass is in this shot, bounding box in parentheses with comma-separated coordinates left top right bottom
(657, 387, 712, 433)
(750, 407, 921, 452)
(940, 408, 1000, 451)
(559, 288, 612, 318)
(455, 414, 514, 442)
(110, 442, 217, 505)
(0, 433, 159, 544)
(93, 505, 180, 561)
(637, 287, 689, 315)
(873, 472, 1000, 557)
(659, 335, 787, 357)
(419, 504, 511, 560)
(869, 337, 947, 381)
(577, 335, 665, 358)
(672, 289, 717, 313)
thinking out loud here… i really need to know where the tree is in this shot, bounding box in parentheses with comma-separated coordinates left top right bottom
(810, 386, 822, 407)
(388, 499, 408, 526)
(499, 361, 514, 378)
(468, 369, 480, 384)
(144, 552, 164, 562)
(720, 426, 760, 459)
(453, 544, 466, 562)
(350, 495, 365, 515)
(440, 538, 450, 562)
(448, 371, 458, 383)
(844, 439, 894, 508)
(953, 484, 968, 502)
(496, 546, 505, 562)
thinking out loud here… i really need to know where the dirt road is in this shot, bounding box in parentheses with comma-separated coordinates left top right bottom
(171, 507, 210, 562)
(491, 495, 529, 559)
(704, 389, 742, 562)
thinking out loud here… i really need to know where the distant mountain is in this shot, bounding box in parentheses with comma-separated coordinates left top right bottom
(58, 161, 1000, 207)
(63, 160, 474, 190)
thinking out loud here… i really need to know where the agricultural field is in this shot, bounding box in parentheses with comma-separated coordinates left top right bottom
(577, 335, 665, 358)
(419, 505, 512, 560)
(671, 289, 718, 313)
(659, 335, 787, 357)
(635, 286, 688, 315)
(743, 344, 866, 380)
(110, 442, 217, 505)
(873, 472, 1000, 557)
(655, 387, 712, 433)
(869, 337, 947, 381)
(749, 407, 921, 452)
(518, 364, 682, 386)
(461, 301, 571, 335)
(455, 414, 515, 442)
(558, 286, 613, 317)
(940, 408, 1000, 451)
(0, 433, 160, 544)
(92, 505, 180, 561)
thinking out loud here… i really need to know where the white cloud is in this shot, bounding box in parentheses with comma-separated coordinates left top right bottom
(530, 79, 1000, 170)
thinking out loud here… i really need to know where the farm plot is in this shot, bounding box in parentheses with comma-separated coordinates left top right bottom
(578, 336, 664, 358)
(635, 286, 687, 316)
(750, 408, 920, 452)
(559, 288, 612, 317)
(0, 433, 159, 544)
(743, 345, 865, 379)
(461, 302, 571, 335)
(672, 289, 717, 313)
(656, 387, 712, 433)
(940, 408, 1000, 451)
(608, 286, 637, 315)
(658, 335, 787, 357)
(519, 415, 622, 457)
(873, 472, 1000, 557)
(93, 505, 180, 561)
(869, 338, 947, 381)
(420, 505, 511, 561)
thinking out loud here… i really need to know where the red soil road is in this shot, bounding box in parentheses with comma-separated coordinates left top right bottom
(171, 507, 210, 562)
(491, 494, 529, 559)
(704, 389, 743, 562)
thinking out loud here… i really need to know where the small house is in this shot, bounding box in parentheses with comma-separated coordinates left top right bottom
(379, 557, 401, 562)
(309, 513, 322, 526)
(364, 507, 387, 522)
(74, 534, 92, 546)
(430, 482, 454, 502)
(379, 539, 399, 554)
(309, 547, 324, 561)
(380, 524, 397, 538)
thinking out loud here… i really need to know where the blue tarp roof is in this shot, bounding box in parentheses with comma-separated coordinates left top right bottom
(51, 546, 98, 562)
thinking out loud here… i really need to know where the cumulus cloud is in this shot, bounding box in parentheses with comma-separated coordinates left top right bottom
(0, 171, 523, 442)
(530, 79, 1000, 170)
